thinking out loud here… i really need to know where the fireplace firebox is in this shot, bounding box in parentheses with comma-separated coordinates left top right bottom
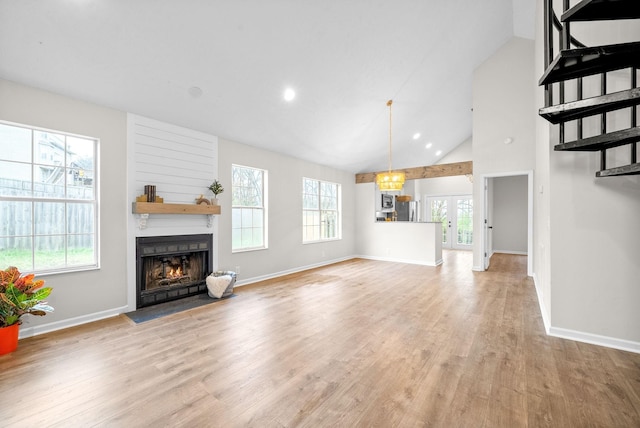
(136, 234, 213, 308)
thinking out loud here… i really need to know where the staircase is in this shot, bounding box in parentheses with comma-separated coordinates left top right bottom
(539, 0, 640, 177)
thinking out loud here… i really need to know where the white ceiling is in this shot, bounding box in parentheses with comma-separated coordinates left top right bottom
(0, 1, 535, 174)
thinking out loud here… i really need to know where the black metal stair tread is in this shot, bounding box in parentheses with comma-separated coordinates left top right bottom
(555, 127, 640, 151)
(540, 88, 640, 123)
(539, 41, 640, 85)
(562, 0, 640, 22)
(596, 162, 640, 177)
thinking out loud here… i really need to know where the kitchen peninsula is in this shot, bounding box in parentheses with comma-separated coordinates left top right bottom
(368, 221, 443, 266)
(355, 183, 443, 267)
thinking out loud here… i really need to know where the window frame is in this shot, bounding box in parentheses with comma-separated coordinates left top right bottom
(302, 177, 342, 243)
(231, 164, 268, 253)
(0, 120, 100, 275)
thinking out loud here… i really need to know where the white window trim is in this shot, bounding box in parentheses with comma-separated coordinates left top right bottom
(231, 164, 268, 253)
(0, 120, 100, 275)
(302, 177, 342, 244)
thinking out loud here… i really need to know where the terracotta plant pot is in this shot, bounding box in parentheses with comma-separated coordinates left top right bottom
(0, 323, 20, 356)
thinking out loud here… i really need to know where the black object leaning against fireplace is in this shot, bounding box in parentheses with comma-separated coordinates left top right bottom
(135, 234, 213, 309)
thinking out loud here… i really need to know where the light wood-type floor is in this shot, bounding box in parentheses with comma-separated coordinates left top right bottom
(1, 252, 639, 427)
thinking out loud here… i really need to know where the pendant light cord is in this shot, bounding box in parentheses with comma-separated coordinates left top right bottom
(387, 99, 393, 173)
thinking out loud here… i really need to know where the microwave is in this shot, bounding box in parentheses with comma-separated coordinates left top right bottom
(381, 193, 394, 209)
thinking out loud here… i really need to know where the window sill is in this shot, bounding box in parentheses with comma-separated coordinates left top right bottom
(232, 246, 268, 254)
(303, 238, 342, 244)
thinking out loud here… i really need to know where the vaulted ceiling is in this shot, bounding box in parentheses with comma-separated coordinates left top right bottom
(0, 1, 535, 173)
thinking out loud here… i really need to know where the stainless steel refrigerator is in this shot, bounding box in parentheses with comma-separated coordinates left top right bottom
(396, 200, 419, 221)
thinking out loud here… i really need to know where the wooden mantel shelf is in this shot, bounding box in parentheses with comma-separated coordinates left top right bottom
(132, 202, 220, 229)
(132, 202, 221, 215)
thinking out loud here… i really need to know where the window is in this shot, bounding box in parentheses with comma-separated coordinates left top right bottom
(232, 165, 267, 251)
(302, 177, 341, 242)
(0, 121, 98, 273)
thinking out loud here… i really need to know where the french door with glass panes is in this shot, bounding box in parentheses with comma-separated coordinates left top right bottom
(426, 195, 473, 250)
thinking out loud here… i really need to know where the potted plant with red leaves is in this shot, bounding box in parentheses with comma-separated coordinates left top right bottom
(0, 267, 53, 355)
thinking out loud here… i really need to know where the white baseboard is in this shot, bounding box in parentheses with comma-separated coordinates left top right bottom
(472, 265, 484, 272)
(548, 326, 640, 354)
(234, 256, 356, 287)
(356, 254, 442, 267)
(492, 250, 528, 256)
(18, 306, 128, 339)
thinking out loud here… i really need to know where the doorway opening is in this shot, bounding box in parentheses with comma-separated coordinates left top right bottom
(481, 171, 533, 276)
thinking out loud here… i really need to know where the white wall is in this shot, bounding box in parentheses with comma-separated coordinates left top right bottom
(0, 78, 129, 336)
(441, 137, 473, 164)
(491, 175, 528, 254)
(471, 37, 536, 270)
(513, 0, 536, 40)
(217, 138, 356, 284)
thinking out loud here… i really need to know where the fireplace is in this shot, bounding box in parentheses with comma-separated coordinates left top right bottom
(136, 234, 213, 308)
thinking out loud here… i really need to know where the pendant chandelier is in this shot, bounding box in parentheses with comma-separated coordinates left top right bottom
(376, 100, 405, 191)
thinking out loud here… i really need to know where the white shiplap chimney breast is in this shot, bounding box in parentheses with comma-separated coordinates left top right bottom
(126, 113, 219, 310)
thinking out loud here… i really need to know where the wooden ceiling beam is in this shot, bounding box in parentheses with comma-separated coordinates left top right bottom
(355, 161, 472, 183)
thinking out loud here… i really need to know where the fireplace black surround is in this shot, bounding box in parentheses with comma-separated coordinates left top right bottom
(136, 234, 213, 308)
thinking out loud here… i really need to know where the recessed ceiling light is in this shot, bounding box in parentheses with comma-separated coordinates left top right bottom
(425, 142, 433, 149)
(188, 86, 203, 98)
(435, 150, 442, 156)
(284, 88, 296, 101)
(413, 133, 421, 140)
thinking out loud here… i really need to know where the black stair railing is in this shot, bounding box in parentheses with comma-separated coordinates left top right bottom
(632, 68, 638, 164)
(540, 0, 640, 177)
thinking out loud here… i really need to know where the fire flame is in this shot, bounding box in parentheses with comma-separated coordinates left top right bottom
(167, 266, 183, 278)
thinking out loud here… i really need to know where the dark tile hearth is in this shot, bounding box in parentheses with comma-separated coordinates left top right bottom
(124, 292, 235, 324)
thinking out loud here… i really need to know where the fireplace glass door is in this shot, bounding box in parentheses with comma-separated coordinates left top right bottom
(136, 234, 212, 308)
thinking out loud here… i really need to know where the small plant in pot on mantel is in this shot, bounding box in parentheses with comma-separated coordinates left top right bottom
(0, 267, 53, 355)
(208, 180, 224, 205)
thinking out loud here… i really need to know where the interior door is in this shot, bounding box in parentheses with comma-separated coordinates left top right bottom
(427, 195, 473, 250)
